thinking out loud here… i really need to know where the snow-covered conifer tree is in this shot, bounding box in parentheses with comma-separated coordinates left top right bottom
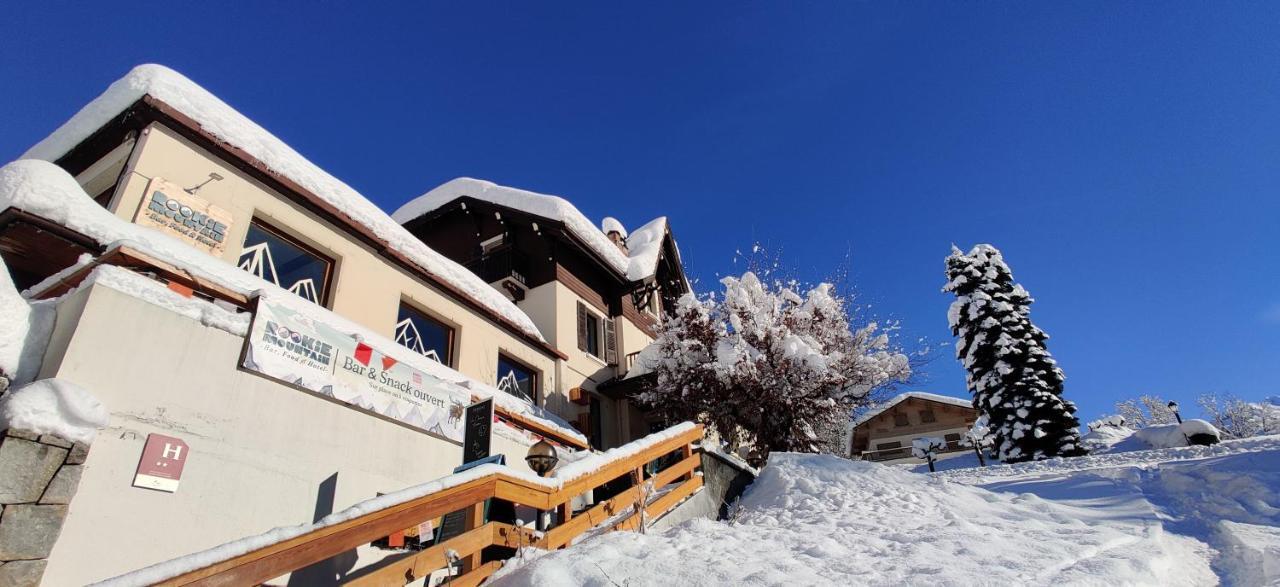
(641, 271, 911, 466)
(943, 245, 1084, 462)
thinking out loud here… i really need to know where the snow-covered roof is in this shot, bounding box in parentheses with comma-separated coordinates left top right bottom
(392, 177, 671, 282)
(852, 392, 975, 428)
(19, 64, 545, 343)
(601, 216, 627, 238)
(0, 159, 585, 446)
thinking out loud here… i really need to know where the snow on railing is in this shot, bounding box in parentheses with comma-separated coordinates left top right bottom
(97, 423, 705, 587)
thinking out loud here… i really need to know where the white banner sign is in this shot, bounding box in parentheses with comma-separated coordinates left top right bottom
(243, 297, 469, 442)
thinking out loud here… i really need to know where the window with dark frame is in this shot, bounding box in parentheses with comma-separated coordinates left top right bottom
(496, 354, 538, 404)
(893, 413, 910, 427)
(876, 441, 902, 450)
(584, 312, 600, 357)
(238, 219, 334, 306)
(920, 409, 937, 424)
(577, 302, 616, 362)
(394, 303, 454, 365)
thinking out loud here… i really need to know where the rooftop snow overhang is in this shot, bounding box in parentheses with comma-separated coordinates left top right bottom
(850, 392, 977, 431)
(400, 194, 634, 287)
(393, 178, 691, 293)
(30, 93, 565, 361)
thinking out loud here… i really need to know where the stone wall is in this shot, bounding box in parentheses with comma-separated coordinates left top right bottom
(0, 428, 90, 587)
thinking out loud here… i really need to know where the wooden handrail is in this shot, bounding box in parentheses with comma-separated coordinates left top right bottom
(141, 424, 705, 587)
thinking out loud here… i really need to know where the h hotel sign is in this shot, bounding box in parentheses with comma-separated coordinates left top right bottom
(133, 177, 233, 255)
(133, 433, 190, 493)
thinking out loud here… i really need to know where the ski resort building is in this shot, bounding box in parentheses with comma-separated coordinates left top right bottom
(393, 179, 690, 451)
(849, 392, 979, 463)
(0, 64, 689, 584)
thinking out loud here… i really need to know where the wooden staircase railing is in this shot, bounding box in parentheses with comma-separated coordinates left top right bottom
(142, 423, 705, 587)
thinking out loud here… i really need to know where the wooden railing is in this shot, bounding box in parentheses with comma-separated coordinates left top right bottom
(146, 424, 705, 587)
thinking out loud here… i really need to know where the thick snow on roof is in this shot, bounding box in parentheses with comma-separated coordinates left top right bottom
(392, 177, 669, 282)
(19, 64, 543, 342)
(600, 216, 627, 238)
(1, 378, 109, 444)
(852, 391, 974, 428)
(0, 159, 583, 445)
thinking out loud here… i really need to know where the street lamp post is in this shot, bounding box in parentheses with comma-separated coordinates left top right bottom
(1168, 400, 1183, 424)
(525, 439, 559, 531)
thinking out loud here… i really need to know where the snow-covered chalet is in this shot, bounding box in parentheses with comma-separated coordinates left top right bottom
(849, 392, 979, 463)
(0, 64, 688, 584)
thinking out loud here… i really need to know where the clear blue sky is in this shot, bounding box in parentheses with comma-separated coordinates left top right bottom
(3, 3, 1278, 422)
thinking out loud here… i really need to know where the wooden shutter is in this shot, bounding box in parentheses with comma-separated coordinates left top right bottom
(576, 302, 588, 352)
(604, 317, 617, 365)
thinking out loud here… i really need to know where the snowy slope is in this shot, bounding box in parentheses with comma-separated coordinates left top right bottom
(494, 437, 1280, 586)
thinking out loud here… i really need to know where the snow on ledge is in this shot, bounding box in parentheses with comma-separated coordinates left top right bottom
(0, 159, 583, 446)
(19, 64, 544, 342)
(95, 422, 698, 587)
(1, 378, 109, 445)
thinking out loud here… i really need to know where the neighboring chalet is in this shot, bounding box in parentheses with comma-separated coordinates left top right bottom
(850, 392, 979, 463)
(393, 178, 690, 449)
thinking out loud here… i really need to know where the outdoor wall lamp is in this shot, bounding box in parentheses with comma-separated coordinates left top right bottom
(525, 439, 559, 477)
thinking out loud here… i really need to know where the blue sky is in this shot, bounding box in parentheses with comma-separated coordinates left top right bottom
(3, 3, 1278, 422)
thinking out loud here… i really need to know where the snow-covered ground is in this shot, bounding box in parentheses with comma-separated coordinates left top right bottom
(493, 435, 1280, 586)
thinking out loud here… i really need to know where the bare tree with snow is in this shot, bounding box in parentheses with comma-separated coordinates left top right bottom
(640, 270, 911, 467)
(1197, 392, 1280, 438)
(1113, 395, 1177, 429)
(943, 244, 1085, 463)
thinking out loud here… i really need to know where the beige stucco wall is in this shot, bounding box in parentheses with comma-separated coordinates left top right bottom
(102, 123, 558, 414)
(38, 282, 542, 585)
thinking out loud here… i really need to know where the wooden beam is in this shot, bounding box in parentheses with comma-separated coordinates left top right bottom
(549, 425, 703, 503)
(613, 476, 704, 533)
(450, 561, 503, 587)
(342, 523, 494, 587)
(462, 501, 486, 572)
(541, 452, 700, 550)
(155, 478, 497, 586)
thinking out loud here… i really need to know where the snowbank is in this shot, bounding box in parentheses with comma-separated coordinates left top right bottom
(19, 64, 544, 342)
(495, 453, 1220, 586)
(392, 178, 670, 282)
(1135, 420, 1222, 449)
(0, 378, 109, 444)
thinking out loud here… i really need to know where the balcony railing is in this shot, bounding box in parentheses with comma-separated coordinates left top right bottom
(861, 440, 965, 462)
(464, 246, 529, 287)
(122, 424, 705, 586)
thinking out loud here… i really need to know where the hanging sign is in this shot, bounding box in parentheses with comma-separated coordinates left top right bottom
(463, 399, 494, 464)
(133, 433, 189, 493)
(133, 177, 232, 255)
(242, 297, 470, 443)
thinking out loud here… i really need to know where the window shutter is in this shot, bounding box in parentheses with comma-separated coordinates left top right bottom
(576, 302, 588, 352)
(604, 317, 617, 365)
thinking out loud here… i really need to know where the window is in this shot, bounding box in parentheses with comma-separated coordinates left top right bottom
(875, 441, 902, 450)
(238, 220, 333, 306)
(577, 302, 617, 363)
(919, 409, 937, 424)
(893, 413, 910, 427)
(395, 303, 454, 365)
(584, 312, 600, 357)
(496, 354, 537, 403)
(944, 433, 962, 445)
